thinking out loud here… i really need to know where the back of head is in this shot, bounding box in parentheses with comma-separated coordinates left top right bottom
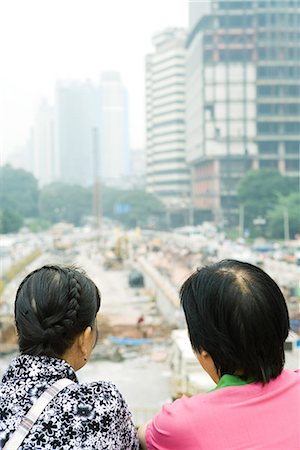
(15, 265, 101, 358)
(180, 259, 289, 384)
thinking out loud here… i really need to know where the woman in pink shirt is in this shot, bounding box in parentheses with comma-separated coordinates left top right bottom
(138, 259, 300, 449)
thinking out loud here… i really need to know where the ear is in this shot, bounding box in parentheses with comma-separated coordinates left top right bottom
(78, 326, 93, 356)
(196, 350, 220, 384)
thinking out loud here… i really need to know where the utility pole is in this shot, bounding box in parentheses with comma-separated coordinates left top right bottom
(93, 127, 101, 232)
(283, 207, 290, 241)
(239, 204, 244, 238)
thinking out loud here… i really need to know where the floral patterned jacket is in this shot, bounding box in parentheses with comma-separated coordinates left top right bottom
(0, 354, 139, 449)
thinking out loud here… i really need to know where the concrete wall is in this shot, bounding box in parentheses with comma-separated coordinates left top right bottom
(138, 257, 185, 328)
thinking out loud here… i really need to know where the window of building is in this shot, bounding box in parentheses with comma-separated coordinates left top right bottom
(257, 85, 300, 97)
(284, 104, 300, 115)
(257, 104, 273, 115)
(257, 122, 279, 134)
(204, 104, 215, 119)
(153, 119, 184, 128)
(219, 49, 253, 62)
(219, 34, 253, 44)
(260, 160, 278, 169)
(285, 159, 299, 171)
(219, 15, 253, 28)
(257, 1, 268, 6)
(203, 34, 213, 45)
(257, 66, 300, 79)
(288, 47, 300, 60)
(204, 50, 213, 62)
(218, 1, 248, 9)
(221, 195, 238, 209)
(284, 122, 300, 134)
(287, 85, 300, 96)
(258, 14, 267, 26)
(258, 141, 278, 154)
(285, 141, 300, 154)
(257, 85, 272, 96)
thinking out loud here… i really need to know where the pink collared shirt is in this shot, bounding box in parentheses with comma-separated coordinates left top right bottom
(146, 370, 300, 449)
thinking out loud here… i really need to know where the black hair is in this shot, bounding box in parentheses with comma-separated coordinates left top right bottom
(180, 259, 290, 384)
(15, 265, 101, 358)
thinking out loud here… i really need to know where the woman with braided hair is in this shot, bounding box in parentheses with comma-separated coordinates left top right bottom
(0, 265, 139, 449)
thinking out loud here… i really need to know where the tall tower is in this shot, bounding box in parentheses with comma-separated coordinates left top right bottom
(146, 28, 190, 223)
(98, 71, 130, 185)
(33, 99, 55, 186)
(55, 81, 99, 186)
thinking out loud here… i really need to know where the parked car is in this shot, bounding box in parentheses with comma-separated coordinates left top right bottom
(128, 270, 144, 288)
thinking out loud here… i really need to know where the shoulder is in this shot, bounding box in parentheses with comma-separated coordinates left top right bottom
(146, 394, 211, 448)
(60, 380, 127, 404)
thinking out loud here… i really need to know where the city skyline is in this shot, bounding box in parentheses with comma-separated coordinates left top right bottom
(0, 0, 188, 163)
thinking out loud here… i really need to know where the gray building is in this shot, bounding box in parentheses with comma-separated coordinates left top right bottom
(146, 29, 191, 225)
(55, 81, 99, 186)
(33, 99, 55, 186)
(98, 72, 130, 186)
(186, 0, 300, 225)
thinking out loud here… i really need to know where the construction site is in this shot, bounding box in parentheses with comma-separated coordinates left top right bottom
(1, 225, 299, 425)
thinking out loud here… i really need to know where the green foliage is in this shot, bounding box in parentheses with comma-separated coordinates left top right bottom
(0, 164, 39, 218)
(0, 165, 164, 231)
(0, 209, 23, 234)
(25, 218, 51, 233)
(266, 192, 300, 239)
(39, 183, 92, 226)
(102, 187, 165, 228)
(238, 169, 297, 234)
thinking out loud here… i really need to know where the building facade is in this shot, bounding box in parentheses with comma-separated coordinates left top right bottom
(32, 99, 55, 186)
(186, 0, 300, 225)
(146, 29, 191, 225)
(98, 72, 130, 186)
(55, 81, 99, 186)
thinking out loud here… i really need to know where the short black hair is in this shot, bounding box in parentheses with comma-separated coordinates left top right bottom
(180, 259, 289, 384)
(15, 265, 101, 358)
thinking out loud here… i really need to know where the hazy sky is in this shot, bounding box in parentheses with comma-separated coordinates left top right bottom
(0, 0, 189, 161)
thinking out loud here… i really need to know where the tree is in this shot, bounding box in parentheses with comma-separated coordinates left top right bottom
(0, 165, 39, 218)
(0, 209, 23, 234)
(102, 187, 165, 228)
(39, 183, 92, 226)
(238, 169, 297, 234)
(267, 192, 300, 239)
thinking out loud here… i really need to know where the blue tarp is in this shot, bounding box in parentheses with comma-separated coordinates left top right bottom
(108, 336, 153, 346)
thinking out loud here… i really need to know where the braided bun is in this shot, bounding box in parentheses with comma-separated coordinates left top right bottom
(15, 265, 101, 358)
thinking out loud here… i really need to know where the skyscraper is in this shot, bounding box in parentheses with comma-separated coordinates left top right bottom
(33, 99, 55, 186)
(98, 71, 130, 185)
(186, 0, 300, 224)
(55, 81, 99, 186)
(145, 29, 190, 223)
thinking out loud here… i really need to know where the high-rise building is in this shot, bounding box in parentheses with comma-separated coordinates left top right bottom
(55, 81, 99, 186)
(130, 148, 146, 188)
(33, 99, 55, 186)
(186, 0, 300, 225)
(146, 29, 191, 223)
(98, 71, 130, 185)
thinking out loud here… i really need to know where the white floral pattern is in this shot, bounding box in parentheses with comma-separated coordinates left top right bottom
(0, 354, 139, 449)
